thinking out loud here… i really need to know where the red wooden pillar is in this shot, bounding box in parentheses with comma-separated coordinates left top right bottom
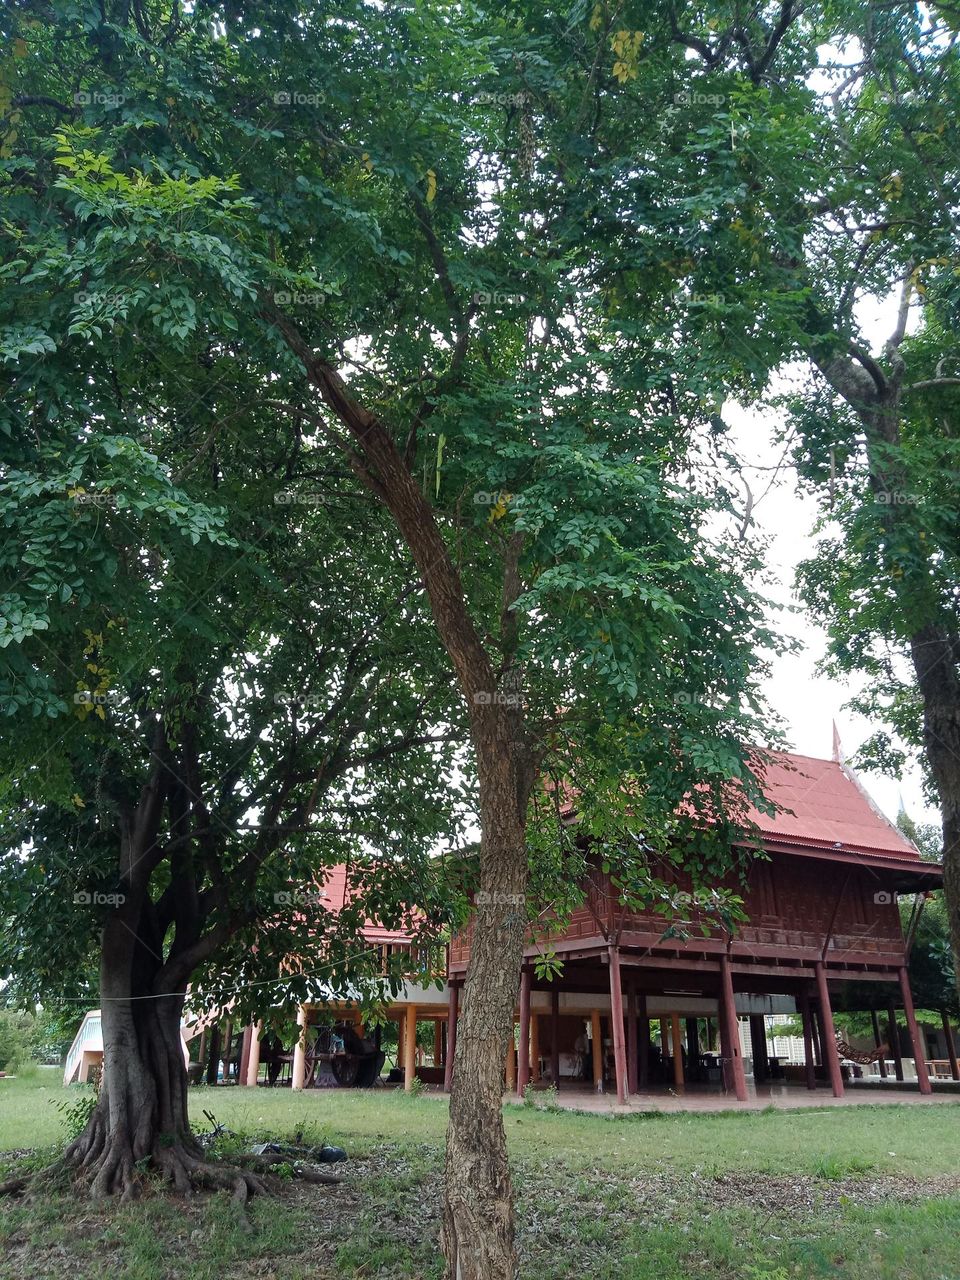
(899, 966, 932, 1094)
(942, 1010, 960, 1082)
(871, 1009, 888, 1077)
(550, 989, 560, 1089)
(638, 992, 650, 1088)
(627, 984, 639, 1095)
(719, 956, 748, 1101)
(517, 967, 532, 1096)
(799, 989, 817, 1089)
(608, 945, 628, 1104)
(238, 1023, 253, 1086)
(443, 983, 459, 1092)
(814, 961, 844, 1097)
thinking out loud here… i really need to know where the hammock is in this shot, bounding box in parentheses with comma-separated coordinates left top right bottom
(835, 1032, 889, 1065)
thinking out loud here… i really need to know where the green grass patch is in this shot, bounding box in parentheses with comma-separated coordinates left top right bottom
(2, 1074, 960, 1279)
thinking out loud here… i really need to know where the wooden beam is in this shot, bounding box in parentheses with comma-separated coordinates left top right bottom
(403, 1005, 418, 1092)
(671, 1012, 685, 1094)
(518, 968, 532, 1097)
(245, 1020, 263, 1087)
(530, 1011, 540, 1083)
(550, 989, 560, 1089)
(291, 1006, 308, 1091)
(204, 1023, 221, 1086)
(888, 1001, 905, 1081)
(800, 989, 817, 1090)
(238, 1023, 253, 1086)
(814, 961, 844, 1097)
(433, 1019, 443, 1067)
(638, 992, 650, 1088)
(505, 1024, 516, 1093)
(608, 945, 628, 1104)
(590, 1009, 603, 1092)
(942, 1009, 960, 1082)
(719, 955, 748, 1101)
(444, 984, 459, 1092)
(626, 983, 639, 1094)
(871, 1009, 888, 1078)
(898, 966, 932, 1094)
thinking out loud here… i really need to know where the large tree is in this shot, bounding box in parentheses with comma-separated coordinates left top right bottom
(0, 125, 470, 1197)
(607, 3, 960, 985)
(1, 4, 780, 1273)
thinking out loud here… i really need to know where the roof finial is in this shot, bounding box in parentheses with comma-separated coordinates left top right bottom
(831, 720, 843, 763)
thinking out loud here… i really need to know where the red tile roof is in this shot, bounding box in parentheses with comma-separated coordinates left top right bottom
(747, 751, 921, 862)
(319, 863, 414, 943)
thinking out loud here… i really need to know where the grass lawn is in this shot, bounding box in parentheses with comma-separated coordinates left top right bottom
(2, 1069, 960, 1279)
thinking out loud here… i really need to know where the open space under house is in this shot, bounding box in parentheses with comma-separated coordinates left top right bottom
(65, 747, 959, 1107)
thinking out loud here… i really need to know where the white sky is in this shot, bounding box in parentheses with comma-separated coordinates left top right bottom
(726, 363, 938, 833)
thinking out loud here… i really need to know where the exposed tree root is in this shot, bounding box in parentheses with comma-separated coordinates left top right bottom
(2, 1141, 339, 1203)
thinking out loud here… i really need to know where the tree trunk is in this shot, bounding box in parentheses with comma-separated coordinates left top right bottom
(441, 736, 535, 1280)
(63, 913, 199, 1199)
(64, 909, 262, 1201)
(909, 624, 960, 983)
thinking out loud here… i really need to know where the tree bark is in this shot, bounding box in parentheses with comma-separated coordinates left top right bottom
(909, 624, 960, 980)
(64, 907, 262, 1202)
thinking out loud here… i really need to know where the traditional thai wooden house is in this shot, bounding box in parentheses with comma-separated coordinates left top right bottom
(445, 749, 946, 1102)
(211, 747, 951, 1102)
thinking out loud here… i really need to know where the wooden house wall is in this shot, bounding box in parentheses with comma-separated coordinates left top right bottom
(449, 852, 908, 973)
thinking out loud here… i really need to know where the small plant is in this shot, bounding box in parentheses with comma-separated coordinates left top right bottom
(522, 1082, 559, 1111)
(54, 1090, 97, 1140)
(407, 1074, 424, 1097)
(812, 1153, 874, 1181)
